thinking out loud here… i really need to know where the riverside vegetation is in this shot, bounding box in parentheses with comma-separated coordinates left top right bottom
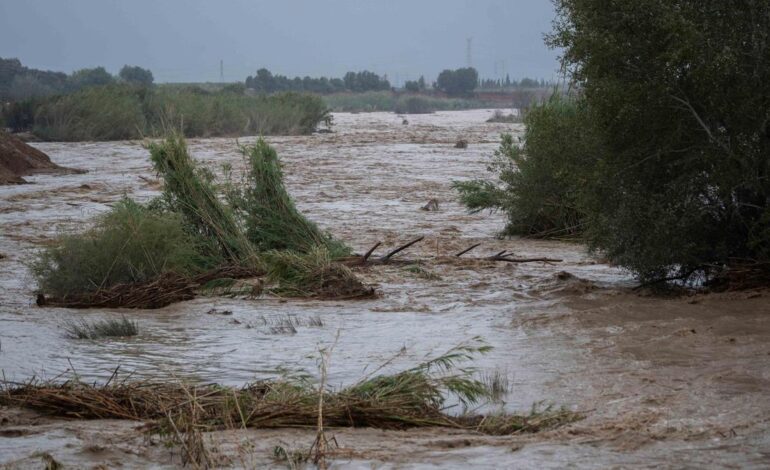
(3, 84, 331, 141)
(456, 0, 770, 288)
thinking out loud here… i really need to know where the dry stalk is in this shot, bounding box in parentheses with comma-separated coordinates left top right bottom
(312, 330, 340, 469)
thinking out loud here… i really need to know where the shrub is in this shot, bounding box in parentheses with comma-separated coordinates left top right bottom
(486, 110, 522, 123)
(32, 199, 205, 297)
(34, 135, 364, 305)
(455, 94, 599, 238)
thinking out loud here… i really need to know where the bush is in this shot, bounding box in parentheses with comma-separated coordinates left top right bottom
(550, 0, 770, 283)
(25, 84, 331, 141)
(454, 94, 599, 238)
(32, 199, 206, 297)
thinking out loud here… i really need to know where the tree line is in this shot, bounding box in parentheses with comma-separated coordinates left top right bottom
(0, 58, 153, 101)
(245, 69, 391, 94)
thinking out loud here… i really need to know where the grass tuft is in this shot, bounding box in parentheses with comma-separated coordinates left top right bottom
(63, 316, 138, 339)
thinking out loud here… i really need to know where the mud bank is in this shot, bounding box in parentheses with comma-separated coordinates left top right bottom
(1, 110, 769, 468)
(0, 131, 79, 184)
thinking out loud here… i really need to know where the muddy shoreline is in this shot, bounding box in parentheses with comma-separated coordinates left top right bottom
(1, 110, 769, 468)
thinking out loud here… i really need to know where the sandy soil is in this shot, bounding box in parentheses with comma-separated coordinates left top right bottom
(1, 109, 769, 469)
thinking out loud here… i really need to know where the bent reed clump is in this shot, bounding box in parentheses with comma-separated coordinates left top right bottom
(0, 342, 580, 437)
(13, 83, 330, 141)
(33, 134, 371, 308)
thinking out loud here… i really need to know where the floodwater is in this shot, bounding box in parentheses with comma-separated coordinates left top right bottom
(1, 109, 769, 468)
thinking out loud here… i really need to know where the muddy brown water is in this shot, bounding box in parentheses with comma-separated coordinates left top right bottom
(1, 110, 769, 468)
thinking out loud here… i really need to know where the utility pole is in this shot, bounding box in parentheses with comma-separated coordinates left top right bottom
(219, 59, 224, 83)
(466, 37, 473, 68)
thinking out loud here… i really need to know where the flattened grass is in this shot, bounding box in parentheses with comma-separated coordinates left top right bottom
(0, 341, 581, 434)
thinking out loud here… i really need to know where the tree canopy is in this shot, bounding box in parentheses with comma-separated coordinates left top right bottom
(245, 68, 389, 94)
(119, 65, 154, 85)
(435, 67, 478, 97)
(548, 0, 770, 283)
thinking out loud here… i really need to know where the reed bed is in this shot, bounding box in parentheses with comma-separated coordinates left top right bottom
(27, 84, 330, 141)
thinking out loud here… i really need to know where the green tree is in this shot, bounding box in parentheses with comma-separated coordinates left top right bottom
(404, 80, 420, 92)
(118, 65, 154, 86)
(550, 0, 770, 283)
(68, 67, 114, 90)
(436, 67, 478, 97)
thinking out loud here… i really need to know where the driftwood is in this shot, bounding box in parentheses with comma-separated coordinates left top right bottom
(362, 241, 382, 262)
(348, 240, 563, 267)
(456, 243, 481, 257)
(381, 237, 425, 262)
(487, 250, 562, 263)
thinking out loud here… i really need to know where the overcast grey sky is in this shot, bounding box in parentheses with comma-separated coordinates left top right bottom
(0, 0, 560, 84)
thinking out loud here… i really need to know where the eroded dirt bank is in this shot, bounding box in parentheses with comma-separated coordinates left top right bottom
(1, 110, 769, 468)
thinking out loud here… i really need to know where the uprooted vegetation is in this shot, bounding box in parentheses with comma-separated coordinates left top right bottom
(33, 135, 372, 308)
(0, 341, 581, 457)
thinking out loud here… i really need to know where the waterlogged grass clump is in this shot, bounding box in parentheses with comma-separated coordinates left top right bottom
(33, 134, 370, 308)
(63, 316, 139, 339)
